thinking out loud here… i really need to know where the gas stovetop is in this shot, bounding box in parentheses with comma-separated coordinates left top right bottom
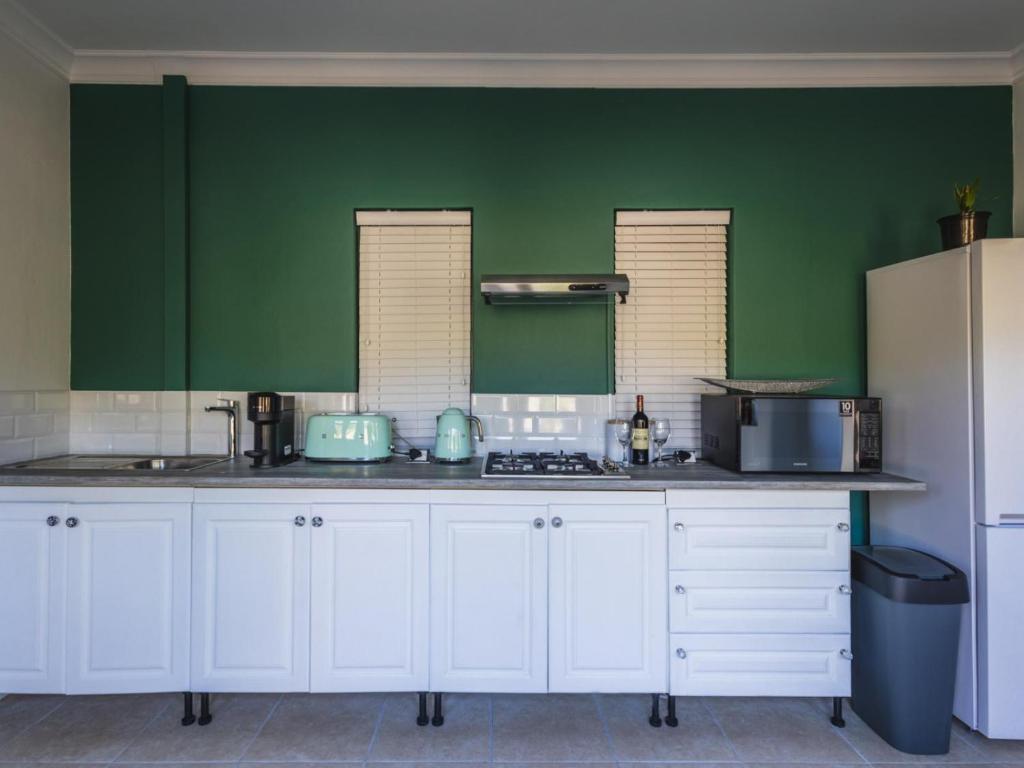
(481, 451, 628, 479)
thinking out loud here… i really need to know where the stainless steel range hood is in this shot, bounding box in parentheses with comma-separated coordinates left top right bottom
(480, 274, 629, 305)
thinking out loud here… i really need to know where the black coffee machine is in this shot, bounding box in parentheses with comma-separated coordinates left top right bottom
(244, 392, 298, 468)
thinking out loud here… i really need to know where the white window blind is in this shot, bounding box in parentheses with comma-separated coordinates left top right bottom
(357, 210, 471, 445)
(614, 210, 730, 452)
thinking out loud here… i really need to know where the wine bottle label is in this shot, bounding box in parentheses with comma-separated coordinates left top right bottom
(632, 428, 649, 449)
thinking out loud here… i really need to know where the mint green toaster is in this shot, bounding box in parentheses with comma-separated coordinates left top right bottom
(305, 413, 393, 462)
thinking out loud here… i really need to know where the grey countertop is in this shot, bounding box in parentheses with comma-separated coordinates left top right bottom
(0, 455, 925, 491)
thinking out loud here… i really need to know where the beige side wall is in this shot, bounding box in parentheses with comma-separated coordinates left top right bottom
(0, 32, 69, 391)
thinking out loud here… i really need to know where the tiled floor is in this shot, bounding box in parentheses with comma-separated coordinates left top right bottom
(0, 693, 1021, 768)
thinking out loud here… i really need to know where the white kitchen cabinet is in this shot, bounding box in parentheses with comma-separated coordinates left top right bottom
(430, 504, 548, 693)
(192, 504, 310, 692)
(670, 633, 852, 697)
(669, 507, 851, 571)
(669, 570, 851, 634)
(548, 504, 666, 693)
(65, 503, 190, 694)
(310, 504, 428, 692)
(0, 503, 66, 694)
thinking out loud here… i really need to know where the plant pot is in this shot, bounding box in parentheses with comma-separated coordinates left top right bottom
(937, 211, 991, 250)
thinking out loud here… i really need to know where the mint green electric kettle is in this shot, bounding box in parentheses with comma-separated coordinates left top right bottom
(434, 407, 484, 463)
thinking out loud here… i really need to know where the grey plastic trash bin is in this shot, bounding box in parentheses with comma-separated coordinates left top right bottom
(851, 545, 969, 755)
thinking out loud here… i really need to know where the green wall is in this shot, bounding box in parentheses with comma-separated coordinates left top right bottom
(70, 84, 1013, 394)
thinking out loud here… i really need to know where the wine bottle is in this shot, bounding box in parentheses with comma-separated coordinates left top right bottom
(631, 394, 650, 465)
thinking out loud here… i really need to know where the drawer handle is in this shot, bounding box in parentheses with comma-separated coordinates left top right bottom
(673, 522, 685, 532)
(675, 585, 686, 595)
(838, 584, 852, 595)
(311, 516, 323, 528)
(837, 522, 850, 532)
(551, 516, 563, 528)
(839, 648, 854, 661)
(294, 516, 306, 527)
(676, 648, 687, 659)
(533, 517, 545, 529)
(46, 515, 60, 527)
(65, 516, 79, 528)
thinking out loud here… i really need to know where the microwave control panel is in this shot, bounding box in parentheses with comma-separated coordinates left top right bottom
(856, 400, 882, 470)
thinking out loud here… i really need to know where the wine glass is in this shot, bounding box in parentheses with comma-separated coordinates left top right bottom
(652, 419, 671, 467)
(613, 421, 633, 467)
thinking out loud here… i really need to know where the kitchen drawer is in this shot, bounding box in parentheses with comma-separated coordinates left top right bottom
(669, 571, 851, 634)
(669, 633, 852, 697)
(668, 508, 850, 571)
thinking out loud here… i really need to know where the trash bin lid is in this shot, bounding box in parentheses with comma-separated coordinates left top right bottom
(852, 545, 969, 604)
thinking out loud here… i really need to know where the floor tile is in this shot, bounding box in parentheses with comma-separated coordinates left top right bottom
(834, 705, 984, 763)
(0, 695, 66, 745)
(598, 695, 736, 762)
(704, 697, 866, 764)
(241, 693, 385, 761)
(0, 695, 171, 763)
(369, 693, 490, 762)
(116, 693, 280, 763)
(492, 694, 614, 762)
(953, 730, 1024, 763)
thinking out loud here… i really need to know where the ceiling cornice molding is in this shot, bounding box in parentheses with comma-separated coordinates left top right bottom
(1010, 43, 1024, 82)
(69, 49, 1021, 88)
(0, 0, 72, 78)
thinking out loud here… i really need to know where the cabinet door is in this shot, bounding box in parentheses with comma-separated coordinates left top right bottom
(192, 504, 310, 692)
(66, 503, 190, 694)
(548, 505, 667, 693)
(0, 503, 66, 693)
(310, 504, 428, 692)
(430, 504, 547, 692)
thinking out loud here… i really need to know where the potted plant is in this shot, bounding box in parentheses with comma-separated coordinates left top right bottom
(937, 178, 991, 250)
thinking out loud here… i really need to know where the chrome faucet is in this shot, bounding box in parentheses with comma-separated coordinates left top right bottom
(205, 399, 240, 458)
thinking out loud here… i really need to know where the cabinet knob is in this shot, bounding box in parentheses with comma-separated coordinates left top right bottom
(551, 516, 563, 528)
(837, 522, 850, 532)
(838, 584, 852, 595)
(839, 648, 854, 661)
(676, 648, 687, 659)
(312, 516, 323, 528)
(294, 516, 306, 527)
(675, 585, 686, 595)
(65, 517, 79, 528)
(533, 517, 545, 529)
(46, 515, 60, 527)
(673, 522, 685, 532)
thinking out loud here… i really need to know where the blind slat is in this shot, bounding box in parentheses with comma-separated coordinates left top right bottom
(359, 219, 471, 443)
(615, 220, 728, 453)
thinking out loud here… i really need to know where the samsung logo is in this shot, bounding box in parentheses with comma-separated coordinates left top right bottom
(793, 461, 809, 467)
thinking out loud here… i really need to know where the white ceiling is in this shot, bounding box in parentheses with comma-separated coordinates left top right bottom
(16, 0, 1024, 55)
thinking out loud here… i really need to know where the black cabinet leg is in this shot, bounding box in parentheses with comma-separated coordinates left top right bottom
(180, 692, 195, 726)
(417, 692, 429, 726)
(431, 692, 444, 727)
(830, 697, 846, 728)
(648, 693, 663, 727)
(198, 692, 213, 726)
(665, 695, 678, 728)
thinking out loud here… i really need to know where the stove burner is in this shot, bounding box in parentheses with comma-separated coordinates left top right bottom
(482, 450, 626, 479)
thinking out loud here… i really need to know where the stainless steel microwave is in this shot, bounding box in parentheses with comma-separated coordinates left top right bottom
(700, 394, 882, 473)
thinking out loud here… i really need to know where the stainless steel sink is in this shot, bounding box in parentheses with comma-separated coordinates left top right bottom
(4, 455, 229, 471)
(113, 457, 228, 471)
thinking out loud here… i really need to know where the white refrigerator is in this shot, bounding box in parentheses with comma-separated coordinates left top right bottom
(867, 238, 1024, 739)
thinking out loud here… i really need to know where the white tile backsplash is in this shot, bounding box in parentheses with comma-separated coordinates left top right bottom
(0, 390, 70, 464)
(56, 389, 612, 461)
(471, 393, 613, 454)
